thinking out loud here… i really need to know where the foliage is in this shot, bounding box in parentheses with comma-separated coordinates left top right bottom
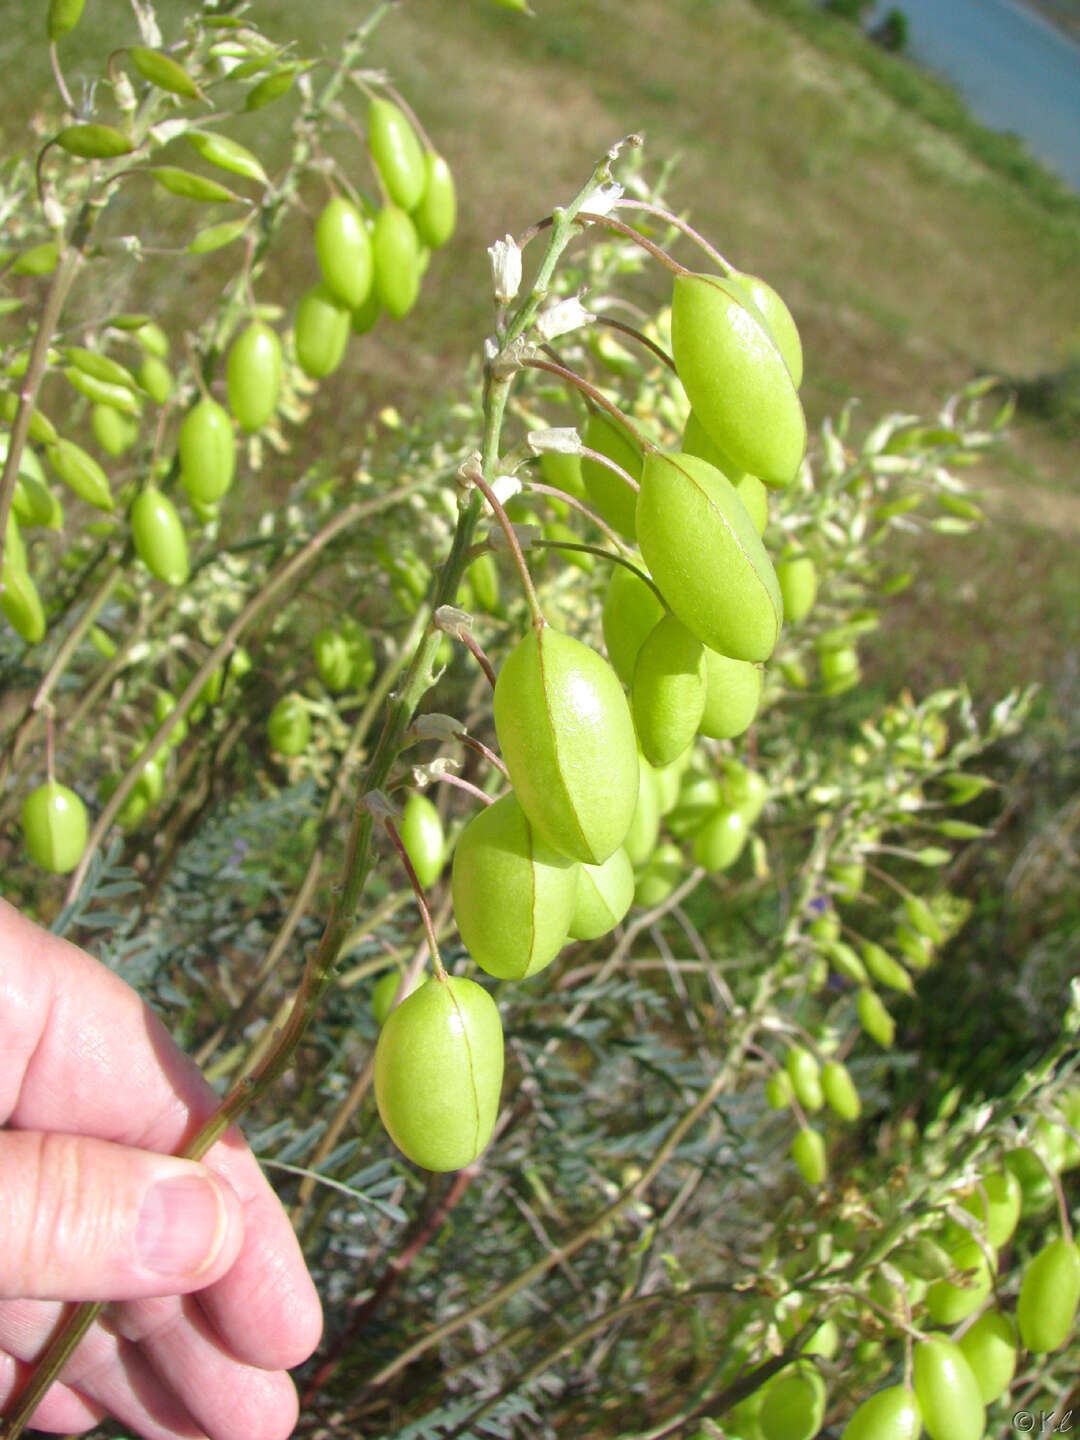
(1, 3, 1077, 1438)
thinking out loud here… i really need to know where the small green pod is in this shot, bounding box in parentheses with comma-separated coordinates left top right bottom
(91, 403, 138, 458)
(580, 411, 642, 541)
(46, 438, 114, 511)
(601, 562, 664, 687)
(64, 365, 141, 414)
(840, 1387, 921, 1440)
(267, 693, 310, 756)
(187, 218, 250, 255)
(633, 839, 683, 909)
(759, 1360, 826, 1440)
(315, 196, 374, 310)
(372, 205, 421, 319)
(131, 486, 189, 586)
(1017, 1235, 1080, 1353)
(178, 397, 236, 504)
(912, 1335, 984, 1440)
(187, 130, 267, 185)
(622, 754, 661, 867)
(1, 559, 47, 643)
(636, 450, 782, 662)
(819, 643, 860, 694)
(699, 649, 762, 740)
(399, 792, 445, 891)
(569, 847, 634, 941)
(47, 0, 86, 39)
(371, 969, 413, 1027)
(791, 1127, 827, 1187)
(452, 793, 579, 980)
(130, 47, 201, 100)
(721, 759, 767, 826)
(671, 272, 806, 487)
(860, 941, 914, 993)
(412, 152, 456, 249)
(294, 282, 351, 379)
(957, 1310, 1016, 1405)
(682, 408, 768, 534)
(11, 241, 60, 277)
(728, 269, 804, 388)
(367, 96, 426, 211)
(786, 1046, 824, 1112)
(374, 974, 504, 1171)
(350, 285, 382, 335)
(21, 781, 88, 873)
(64, 346, 139, 391)
(138, 355, 173, 405)
(925, 1237, 995, 1326)
(777, 554, 817, 624)
(56, 123, 134, 159)
(857, 987, 896, 1048)
(692, 804, 748, 873)
(226, 321, 282, 432)
(493, 626, 639, 866)
(151, 167, 239, 203)
(821, 1059, 861, 1121)
(666, 769, 721, 839)
(949, 1168, 1022, 1249)
(766, 1069, 794, 1109)
(632, 613, 706, 767)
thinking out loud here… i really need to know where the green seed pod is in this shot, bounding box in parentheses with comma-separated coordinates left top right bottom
(766, 1069, 794, 1109)
(267, 693, 310, 756)
(226, 321, 282, 432)
(544, 520, 593, 573)
(1, 559, 47, 643)
(129, 47, 201, 99)
(652, 755, 686, 816)
(912, 1335, 984, 1440)
(728, 269, 804, 388)
(682, 408, 768, 534)
(759, 1360, 826, 1440)
(21, 781, 88, 873)
(131, 486, 189, 586)
(315, 196, 374, 310)
(350, 285, 382, 336)
(56, 123, 134, 159)
(622, 754, 661, 867)
(187, 130, 267, 185)
(925, 1239, 994, 1326)
(821, 1060, 861, 1121)
(786, 1047, 824, 1112)
(666, 770, 721, 839)
(1017, 1235, 1080, 1353)
(569, 847, 634, 941)
(314, 628, 352, 692)
(633, 839, 683, 909)
(636, 450, 782, 662)
(950, 1169, 1022, 1249)
(632, 613, 706, 767)
(138, 355, 173, 405)
(957, 1310, 1016, 1405)
(64, 346, 138, 391)
(466, 550, 501, 613)
(721, 759, 768, 826)
(11, 241, 60, 277)
(452, 794, 579, 980)
(187, 218, 250, 255)
(821, 940, 869, 985)
(829, 861, 865, 902)
(860, 941, 914, 994)
(13, 471, 63, 530)
(777, 555, 817, 624)
(372, 205, 421, 320)
(840, 1386, 922, 1440)
(46, 438, 114, 511)
(904, 893, 944, 945)
(791, 1127, 827, 1186)
(539, 447, 586, 503)
(245, 65, 297, 111)
(736, 473, 769, 535)
(47, 0, 85, 39)
(178, 397, 236, 504)
(699, 649, 762, 741)
(134, 320, 169, 358)
(671, 272, 806, 487)
(857, 987, 895, 1048)
(64, 365, 141, 414)
(91, 403, 138, 458)
(0, 393, 57, 444)
(412, 152, 456, 249)
(151, 167, 239, 203)
(294, 283, 351, 379)
(692, 805, 749, 873)
(493, 626, 639, 865)
(367, 96, 426, 211)
(895, 922, 935, 970)
(374, 974, 504, 1171)
(580, 411, 642, 540)
(371, 969, 414, 1027)
(601, 562, 664, 687)
(152, 689, 188, 749)
(400, 792, 445, 891)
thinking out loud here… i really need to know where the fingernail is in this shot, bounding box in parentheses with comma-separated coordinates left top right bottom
(136, 1174, 227, 1277)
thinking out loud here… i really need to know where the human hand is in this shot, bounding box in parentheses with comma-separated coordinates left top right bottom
(0, 899, 322, 1438)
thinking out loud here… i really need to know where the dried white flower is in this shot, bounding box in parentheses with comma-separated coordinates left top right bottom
(490, 474, 522, 506)
(491, 523, 540, 552)
(527, 427, 583, 456)
(487, 234, 522, 305)
(535, 296, 594, 342)
(410, 712, 465, 741)
(580, 181, 623, 217)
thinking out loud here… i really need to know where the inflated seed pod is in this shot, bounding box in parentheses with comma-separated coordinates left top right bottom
(178, 397, 236, 504)
(777, 553, 817, 624)
(315, 196, 374, 310)
(267, 693, 310, 756)
(294, 282, 351, 379)
(412, 152, 456, 249)
(226, 321, 282, 432)
(692, 805, 748, 872)
(700, 649, 762, 740)
(727, 269, 804, 387)
(601, 562, 664, 687)
(451, 793, 579, 980)
(858, 987, 895, 1047)
(1017, 1235, 1080, 1352)
(925, 1239, 995, 1325)
(819, 643, 859, 694)
(948, 1168, 1022, 1249)
(91, 403, 138, 458)
(131, 487, 189, 586)
(759, 1360, 826, 1440)
(21, 781, 88, 873)
(840, 1387, 921, 1440)
(367, 96, 426, 211)
(766, 1069, 794, 1109)
(372, 205, 421, 319)
(791, 1127, 827, 1187)
(636, 450, 782, 662)
(786, 1047, 824, 1112)
(46, 438, 113, 511)
(400, 792, 445, 891)
(1, 561, 46, 643)
(374, 975, 504, 1171)
(721, 759, 767, 826)
(569, 846, 634, 941)
(957, 1310, 1016, 1405)
(622, 754, 661, 867)
(580, 411, 642, 540)
(858, 940, 911, 992)
(493, 626, 639, 865)
(666, 769, 721, 839)
(671, 272, 806, 487)
(681, 408, 768, 534)
(821, 1060, 861, 1121)
(912, 1335, 984, 1440)
(632, 613, 706, 767)
(633, 840, 683, 908)
(139, 355, 173, 405)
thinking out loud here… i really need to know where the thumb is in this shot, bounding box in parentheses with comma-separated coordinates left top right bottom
(0, 1130, 244, 1302)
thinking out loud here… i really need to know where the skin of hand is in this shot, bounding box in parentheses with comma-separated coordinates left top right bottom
(0, 898, 322, 1439)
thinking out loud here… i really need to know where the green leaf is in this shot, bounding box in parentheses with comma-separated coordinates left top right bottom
(129, 46, 202, 99)
(12, 241, 60, 276)
(151, 167, 241, 203)
(187, 131, 268, 185)
(186, 218, 250, 254)
(56, 124, 135, 158)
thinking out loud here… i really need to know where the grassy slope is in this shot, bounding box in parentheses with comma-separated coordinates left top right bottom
(2, 0, 1078, 693)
